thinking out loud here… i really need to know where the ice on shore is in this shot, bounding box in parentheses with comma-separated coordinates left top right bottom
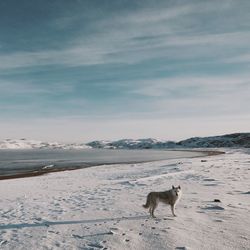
(0, 149, 249, 249)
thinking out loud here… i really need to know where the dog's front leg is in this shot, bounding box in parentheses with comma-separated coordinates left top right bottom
(171, 205, 177, 217)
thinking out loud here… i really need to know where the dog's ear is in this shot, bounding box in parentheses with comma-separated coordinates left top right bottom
(172, 185, 175, 189)
(178, 185, 181, 189)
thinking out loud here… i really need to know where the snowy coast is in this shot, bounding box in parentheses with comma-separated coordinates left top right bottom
(0, 149, 249, 249)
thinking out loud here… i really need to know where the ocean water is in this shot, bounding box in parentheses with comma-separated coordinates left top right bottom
(0, 149, 205, 177)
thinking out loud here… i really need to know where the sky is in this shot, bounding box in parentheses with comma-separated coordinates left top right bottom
(0, 0, 250, 143)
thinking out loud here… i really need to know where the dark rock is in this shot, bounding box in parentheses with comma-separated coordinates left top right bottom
(213, 199, 221, 202)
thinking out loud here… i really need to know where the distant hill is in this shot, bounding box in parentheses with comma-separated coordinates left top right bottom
(1, 133, 249, 150)
(177, 133, 250, 148)
(0, 139, 90, 150)
(87, 138, 176, 149)
(87, 133, 250, 149)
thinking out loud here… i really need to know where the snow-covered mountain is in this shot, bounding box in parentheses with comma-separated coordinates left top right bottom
(1, 133, 249, 150)
(0, 139, 90, 150)
(87, 138, 177, 149)
(177, 133, 250, 148)
(87, 133, 250, 149)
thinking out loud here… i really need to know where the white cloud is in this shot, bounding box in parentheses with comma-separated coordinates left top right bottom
(130, 75, 250, 97)
(1, 2, 249, 70)
(1, 30, 249, 70)
(0, 80, 74, 95)
(224, 53, 250, 63)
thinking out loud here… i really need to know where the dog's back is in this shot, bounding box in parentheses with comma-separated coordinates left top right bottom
(143, 190, 176, 207)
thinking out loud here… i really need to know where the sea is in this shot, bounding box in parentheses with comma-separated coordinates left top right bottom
(0, 148, 206, 178)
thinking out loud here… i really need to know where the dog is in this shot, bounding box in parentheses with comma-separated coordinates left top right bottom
(143, 185, 181, 218)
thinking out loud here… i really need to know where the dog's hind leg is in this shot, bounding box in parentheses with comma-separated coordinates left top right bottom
(149, 207, 152, 217)
(171, 204, 177, 217)
(149, 205, 156, 218)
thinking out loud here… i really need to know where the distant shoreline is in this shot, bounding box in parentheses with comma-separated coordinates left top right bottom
(0, 149, 224, 181)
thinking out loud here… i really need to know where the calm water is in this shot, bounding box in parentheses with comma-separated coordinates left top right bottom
(0, 149, 205, 177)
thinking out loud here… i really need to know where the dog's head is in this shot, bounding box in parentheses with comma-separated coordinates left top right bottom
(172, 185, 181, 197)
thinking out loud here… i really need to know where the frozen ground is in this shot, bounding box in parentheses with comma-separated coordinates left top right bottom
(0, 149, 249, 250)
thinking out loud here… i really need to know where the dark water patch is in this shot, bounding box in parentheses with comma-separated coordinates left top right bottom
(0, 149, 210, 180)
(242, 191, 250, 194)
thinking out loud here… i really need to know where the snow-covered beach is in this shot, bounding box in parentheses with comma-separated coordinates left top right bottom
(0, 149, 249, 250)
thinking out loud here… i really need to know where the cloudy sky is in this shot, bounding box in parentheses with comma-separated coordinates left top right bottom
(0, 0, 250, 142)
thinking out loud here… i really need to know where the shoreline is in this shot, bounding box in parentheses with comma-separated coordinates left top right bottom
(0, 149, 225, 181)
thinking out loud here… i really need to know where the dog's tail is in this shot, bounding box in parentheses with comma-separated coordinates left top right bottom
(142, 195, 150, 208)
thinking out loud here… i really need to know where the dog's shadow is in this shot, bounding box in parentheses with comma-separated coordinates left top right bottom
(0, 215, 153, 230)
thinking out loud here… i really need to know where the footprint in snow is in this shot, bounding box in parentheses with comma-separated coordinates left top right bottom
(203, 183, 218, 186)
(87, 242, 103, 249)
(202, 205, 225, 210)
(0, 240, 7, 246)
(214, 219, 223, 222)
